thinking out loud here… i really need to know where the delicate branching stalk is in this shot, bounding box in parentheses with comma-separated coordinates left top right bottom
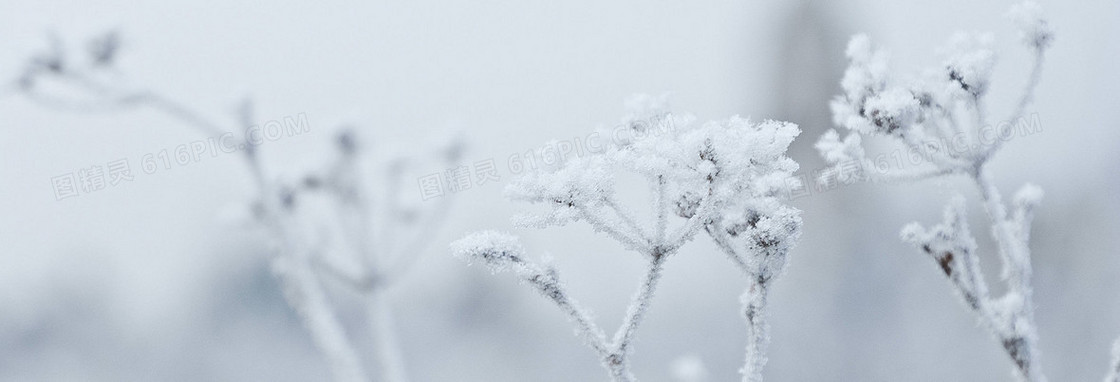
(816, 2, 1055, 381)
(453, 95, 801, 381)
(268, 213, 369, 382)
(13, 32, 462, 382)
(704, 203, 801, 382)
(452, 231, 670, 382)
(609, 252, 668, 381)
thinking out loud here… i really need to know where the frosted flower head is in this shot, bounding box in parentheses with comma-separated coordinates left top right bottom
(940, 32, 996, 97)
(624, 116, 800, 235)
(823, 4, 1051, 173)
(1007, 1, 1054, 50)
(724, 198, 802, 280)
(1012, 183, 1044, 208)
(842, 34, 891, 90)
(862, 88, 920, 134)
(504, 155, 615, 227)
(509, 95, 801, 238)
(667, 117, 799, 194)
(833, 34, 894, 135)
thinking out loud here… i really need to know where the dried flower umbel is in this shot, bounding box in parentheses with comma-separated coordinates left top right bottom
(454, 94, 802, 381)
(813, 2, 1092, 381)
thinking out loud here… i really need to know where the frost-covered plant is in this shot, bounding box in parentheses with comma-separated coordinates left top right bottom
(815, 2, 1062, 381)
(13, 32, 460, 382)
(452, 95, 802, 381)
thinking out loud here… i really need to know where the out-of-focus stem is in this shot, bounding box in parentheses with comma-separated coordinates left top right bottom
(367, 289, 408, 382)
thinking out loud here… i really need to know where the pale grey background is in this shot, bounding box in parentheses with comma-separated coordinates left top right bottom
(2, 0, 1118, 380)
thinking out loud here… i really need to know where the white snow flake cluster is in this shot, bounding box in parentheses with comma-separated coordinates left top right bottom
(450, 230, 527, 273)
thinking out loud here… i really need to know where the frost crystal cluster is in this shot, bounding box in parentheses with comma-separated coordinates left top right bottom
(816, 2, 1065, 381)
(454, 94, 802, 381)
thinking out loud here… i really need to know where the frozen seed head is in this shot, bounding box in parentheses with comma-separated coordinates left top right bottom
(941, 32, 996, 97)
(862, 88, 919, 134)
(1007, 1, 1054, 50)
(450, 231, 526, 273)
(1013, 183, 1044, 207)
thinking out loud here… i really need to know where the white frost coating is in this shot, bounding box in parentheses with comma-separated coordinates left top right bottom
(1013, 184, 1044, 210)
(833, 33, 892, 135)
(819, 2, 1052, 185)
(458, 95, 802, 381)
(1011, 184, 1044, 242)
(450, 230, 527, 273)
(863, 87, 921, 131)
(823, 3, 1055, 381)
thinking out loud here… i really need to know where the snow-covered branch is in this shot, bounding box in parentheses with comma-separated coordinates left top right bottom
(451, 231, 611, 356)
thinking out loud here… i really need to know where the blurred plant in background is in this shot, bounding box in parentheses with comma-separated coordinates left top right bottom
(453, 95, 802, 381)
(13, 32, 462, 382)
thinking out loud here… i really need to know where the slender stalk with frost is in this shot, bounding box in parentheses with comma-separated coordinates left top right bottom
(815, 2, 1062, 380)
(452, 95, 802, 381)
(705, 202, 800, 382)
(12, 33, 460, 382)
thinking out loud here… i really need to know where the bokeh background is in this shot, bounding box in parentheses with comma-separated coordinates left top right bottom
(2, 0, 1119, 380)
